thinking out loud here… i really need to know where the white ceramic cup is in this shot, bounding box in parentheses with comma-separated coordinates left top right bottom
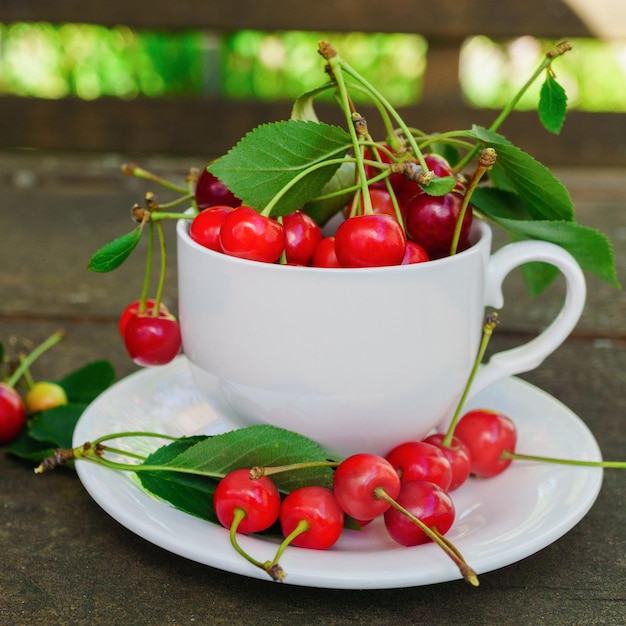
(176, 218, 586, 457)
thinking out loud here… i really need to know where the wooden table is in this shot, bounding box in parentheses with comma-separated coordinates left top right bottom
(1, 151, 624, 625)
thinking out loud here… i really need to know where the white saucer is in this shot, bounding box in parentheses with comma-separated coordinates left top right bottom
(73, 356, 603, 589)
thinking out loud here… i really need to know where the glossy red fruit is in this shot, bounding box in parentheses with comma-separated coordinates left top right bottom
(219, 206, 286, 263)
(334, 214, 406, 268)
(403, 191, 472, 258)
(312, 237, 342, 268)
(195, 168, 240, 211)
(213, 468, 281, 534)
(333, 453, 401, 520)
(453, 409, 517, 478)
(385, 440, 453, 491)
(118, 299, 169, 338)
(24, 381, 68, 415)
(279, 486, 344, 550)
(402, 241, 430, 265)
(355, 189, 398, 220)
(422, 433, 472, 491)
(189, 205, 234, 252)
(124, 312, 182, 367)
(283, 211, 323, 266)
(0, 382, 26, 445)
(384, 479, 455, 547)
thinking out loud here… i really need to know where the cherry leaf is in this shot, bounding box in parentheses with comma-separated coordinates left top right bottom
(468, 126, 574, 222)
(208, 120, 351, 217)
(538, 73, 568, 134)
(56, 360, 116, 404)
(29, 403, 88, 449)
(87, 227, 142, 273)
(136, 425, 335, 524)
(421, 175, 457, 196)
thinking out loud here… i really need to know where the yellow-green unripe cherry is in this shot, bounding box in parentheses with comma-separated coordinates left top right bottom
(24, 381, 68, 414)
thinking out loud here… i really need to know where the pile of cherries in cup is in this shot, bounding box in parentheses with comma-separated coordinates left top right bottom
(120, 152, 471, 368)
(213, 408, 515, 584)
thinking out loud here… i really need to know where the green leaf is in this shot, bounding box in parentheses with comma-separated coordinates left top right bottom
(4, 428, 56, 462)
(56, 360, 116, 404)
(29, 402, 88, 449)
(303, 160, 355, 226)
(87, 227, 142, 272)
(136, 425, 335, 524)
(467, 126, 574, 222)
(488, 216, 621, 291)
(208, 120, 351, 216)
(470, 186, 533, 221)
(290, 84, 332, 122)
(538, 73, 568, 134)
(422, 175, 457, 196)
(138, 436, 216, 522)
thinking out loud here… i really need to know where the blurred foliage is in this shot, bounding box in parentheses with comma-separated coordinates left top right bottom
(461, 35, 626, 111)
(0, 23, 624, 111)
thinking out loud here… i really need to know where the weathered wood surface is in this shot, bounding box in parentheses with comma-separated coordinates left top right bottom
(0, 152, 625, 624)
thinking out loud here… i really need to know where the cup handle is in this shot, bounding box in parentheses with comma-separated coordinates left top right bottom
(469, 239, 586, 397)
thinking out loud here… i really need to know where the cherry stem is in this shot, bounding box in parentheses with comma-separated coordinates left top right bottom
(441, 313, 499, 447)
(228, 508, 286, 582)
(138, 220, 154, 313)
(152, 220, 168, 316)
(270, 519, 309, 569)
(374, 487, 479, 586)
(6, 330, 64, 388)
(454, 41, 571, 172)
(122, 162, 188, 195)
(450, 148, 497, 255)
(501, 449, 626, 469)
(250, 460, 339, 479)
(322, 46, 373, 216)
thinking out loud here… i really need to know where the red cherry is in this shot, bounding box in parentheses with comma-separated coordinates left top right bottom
(384, 479, 455, 547)
(453, 409, 517, 478)
(422, 433, 472, 491)
(368, 189, 400, 219)
(333, 453, 401, 520)
(334, 214, 406, 268)
(312, 236, 342, 268)
(195, 168, 240, 211)
(385, 440, 453, 491)
(403, 191, 472, 258)
(118, 299, 169, 338)
(0, 382, 26, 445)
(124, 311, 182, 367)
(189, 205, 234, 252)
(402, 241, 430, 265)
(219, 206, 286, 263)
(283, 211, 323, 266)
(279, 486, 344, 550)
(213, 468, 281, 534)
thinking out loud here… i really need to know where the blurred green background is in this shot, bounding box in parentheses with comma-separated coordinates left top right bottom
(1, 23, 625, 110)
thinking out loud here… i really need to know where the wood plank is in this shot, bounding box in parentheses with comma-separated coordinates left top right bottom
(0, 0, 611, 39)
(1, 96, 624, 166)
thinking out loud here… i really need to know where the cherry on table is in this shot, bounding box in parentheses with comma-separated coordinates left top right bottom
(422, 433, 472, 491)
(279, 485, 344, 550)
(24, 381, 68, 415)
(213, 468, 281, 534)
(383, 479, 455, 547)
(453, 408, 518, 478)
(0, 382, 26, 445)
(333, 453, 401, 520)
(123, 311, 182, 367)
(219, 206, 286, 263)
(385, 440, 453, 491)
